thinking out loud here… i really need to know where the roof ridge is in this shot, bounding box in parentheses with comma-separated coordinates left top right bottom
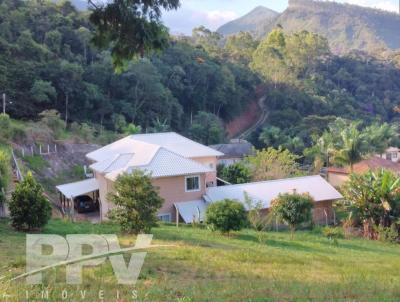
(102, 153, 135, 173)
(209, 175, 323, 189)
(143, 147, 212, 171)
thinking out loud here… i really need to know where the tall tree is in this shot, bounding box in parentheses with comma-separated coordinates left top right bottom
(89, 0, 180, 69)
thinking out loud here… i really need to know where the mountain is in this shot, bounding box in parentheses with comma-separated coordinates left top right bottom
(217, 6, 279, 36)
(218, 0, 400, 53)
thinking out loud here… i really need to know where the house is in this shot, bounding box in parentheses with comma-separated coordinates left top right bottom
(56, 132, 342, 225)
(378, 147, 400, 163)
(204, 175, 342, 225)
(210, 139, 254, 166)
(327, 157, 400, 188)
(57, 132, 223, 221)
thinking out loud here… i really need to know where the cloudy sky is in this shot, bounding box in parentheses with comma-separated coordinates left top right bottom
(162, 0, 398, 35)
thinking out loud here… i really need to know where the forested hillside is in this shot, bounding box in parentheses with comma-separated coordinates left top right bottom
(217, 6, 279, 36)
(218, 0, 400, 54)
(1, 0, 400, 153)
(0, 0, 256, 142)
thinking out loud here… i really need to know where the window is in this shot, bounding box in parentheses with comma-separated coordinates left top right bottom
(158, 214, 171, 222)
(185, 175, 200, 192)
(392, 152, 398, 159)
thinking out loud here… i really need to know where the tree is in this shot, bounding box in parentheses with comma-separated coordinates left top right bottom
(270, 193, 314, 238)
(89, 0, 180, 69)
(220, 162, 251, 185)
(331, 123, 368, 172)
(9, 172, 51, 231)
(39, 110, 64, 138)
(246, 148, 301, 181)
(251, 29, 290, 86)
(0, 114, 12, 141)
(342, 170, 400, 238)
(56, 60, 83, 127)
(205, 199, 247, 235)
(224, 31, 258, 65)
(189, 111, 225, 145)
(30, 80, 56, 104)
(244, 193, 269, 242)
(108, 170, 164, 234)
(192, 26, 222, 57)
(123, 123, 142, 135)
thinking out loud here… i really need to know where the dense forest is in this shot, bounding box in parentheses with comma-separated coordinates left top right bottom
(1, 0, 400, 153)
(0, 0, 256, 140)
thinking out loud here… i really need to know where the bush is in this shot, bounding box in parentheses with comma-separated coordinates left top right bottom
(376, 224, 399, 243)
(271, 192, 314, 238)
(220, 162, 251, 184)
(108, 170, 163, 234)
(0, 149, 11, 204)
(323, 226, 344, 246)
(205, 199, 247, 234)
(39, 110, 64, 139)
(0, 113, 12, 141)
(9, 172, 52, 231)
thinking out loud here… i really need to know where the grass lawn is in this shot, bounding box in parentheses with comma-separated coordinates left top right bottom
(0, 219, 399, 301)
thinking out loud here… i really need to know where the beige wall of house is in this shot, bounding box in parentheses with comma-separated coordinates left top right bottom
(327, 172, 349, 188)
(95, 172, 116, 220)
(96, 172, 207, 221)
(153, 174, 207, 221)
(191, 156, 218, 186)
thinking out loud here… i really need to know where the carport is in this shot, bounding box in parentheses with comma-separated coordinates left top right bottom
(56, 178, 100, 220)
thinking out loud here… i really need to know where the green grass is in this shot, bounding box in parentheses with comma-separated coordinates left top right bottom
(0, 219, 399, 301)
(22, 155, 49, 172)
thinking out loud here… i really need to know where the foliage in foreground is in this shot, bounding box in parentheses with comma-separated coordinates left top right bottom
(108, 170, 163, 234)
(271, 192, 314, 237)
(206, 199, 247, 234)
(9, 172, 51, 231)
(342, 169, 400, 240)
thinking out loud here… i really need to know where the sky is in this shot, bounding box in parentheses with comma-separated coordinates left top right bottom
(162, 0, 399, 35)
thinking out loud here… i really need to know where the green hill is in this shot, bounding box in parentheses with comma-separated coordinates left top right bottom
(219, 0, 400, 54)
(217, 6, 279, 36)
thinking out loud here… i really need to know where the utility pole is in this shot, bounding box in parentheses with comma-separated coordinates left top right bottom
(2, 93, 5, 115)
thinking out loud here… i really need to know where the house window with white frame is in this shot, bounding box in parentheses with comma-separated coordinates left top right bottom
(185, 175, 200, 192)
(158, 213, 171, 222)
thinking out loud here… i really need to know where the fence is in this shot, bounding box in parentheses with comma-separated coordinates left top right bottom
(17, 144, 58, 157)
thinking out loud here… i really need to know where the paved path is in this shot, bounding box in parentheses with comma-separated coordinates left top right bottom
(235, 95, 268, 140)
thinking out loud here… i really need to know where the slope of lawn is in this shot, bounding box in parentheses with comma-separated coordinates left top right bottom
(0, 218, 399, 301)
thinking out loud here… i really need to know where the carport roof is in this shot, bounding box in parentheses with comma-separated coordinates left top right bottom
(56, 178, 99, 200)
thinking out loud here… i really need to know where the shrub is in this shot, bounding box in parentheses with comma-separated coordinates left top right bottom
(271, 192, 314, 238)
(108, 170, 163, 234)
(244, 192, 269, 242)
(376, 224, 399, 243)
(205, 199, 247, 235)
(9, 172, 52, 231)
(323, 226, 344, 246)
(0, 113, 12, 141)
(39, 110, 64, 139)
(220, 162, 251, 184)
(0, 149, 11, 204)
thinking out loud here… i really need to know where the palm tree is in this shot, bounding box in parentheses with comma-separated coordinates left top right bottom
(332, 124, 367, 173)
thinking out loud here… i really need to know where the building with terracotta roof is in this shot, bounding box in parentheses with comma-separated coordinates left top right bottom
(327, 157, 400, 187)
